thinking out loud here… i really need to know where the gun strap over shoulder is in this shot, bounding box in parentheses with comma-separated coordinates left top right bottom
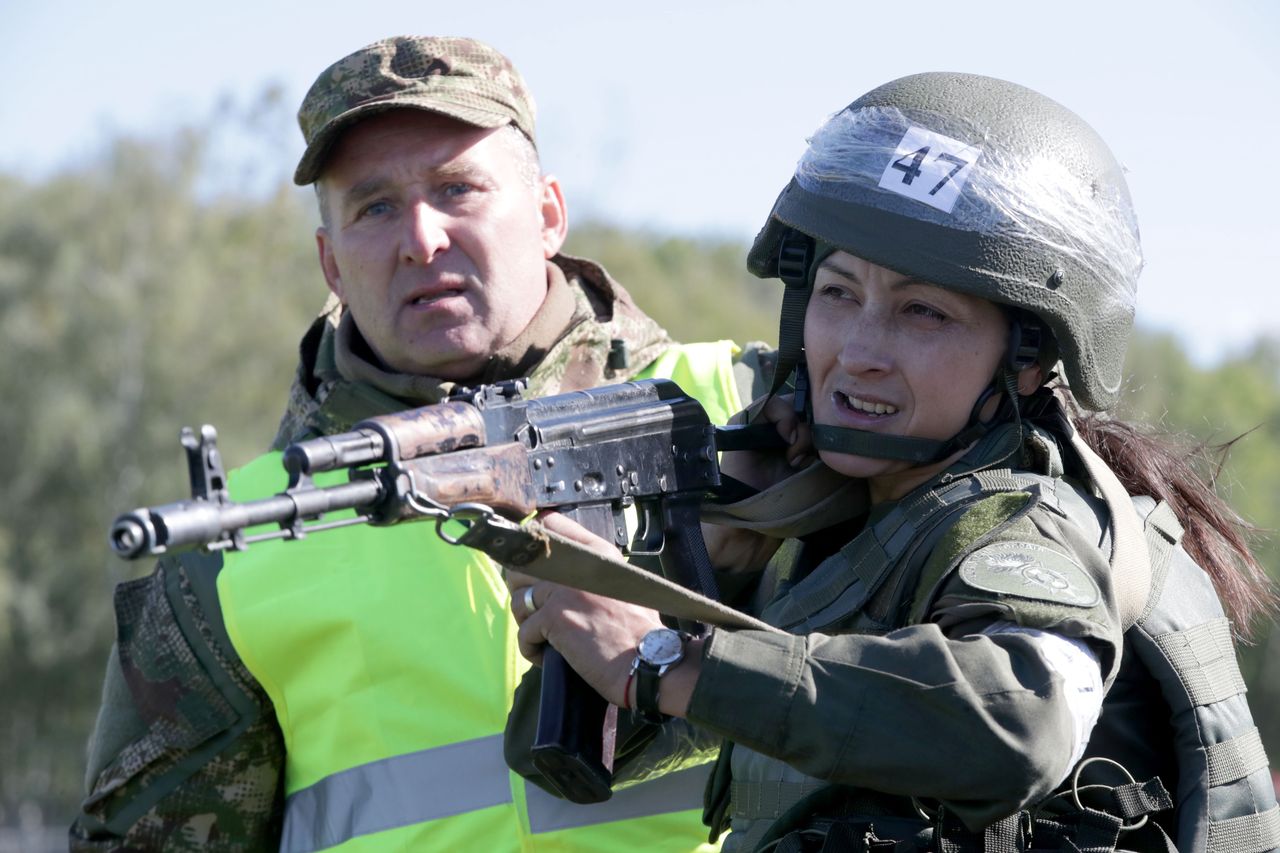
(456, 462, 859, 631)
(456, 514, 785, 634)
(700, 461, 869, 540)
(698, 431, 1153, 629)
(457, 435, 1146, 634)
(1067, 431, 1152, 630)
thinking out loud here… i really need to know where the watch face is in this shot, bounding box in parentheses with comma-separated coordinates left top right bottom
(639, 629, 685, 667)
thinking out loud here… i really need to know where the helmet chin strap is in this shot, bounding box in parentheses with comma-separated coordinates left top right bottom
(762, 229, 1040, 466)
(807, 369, 1024, 465)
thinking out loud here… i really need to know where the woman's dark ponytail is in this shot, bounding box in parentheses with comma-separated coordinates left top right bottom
(1071, 403, 1277, 641)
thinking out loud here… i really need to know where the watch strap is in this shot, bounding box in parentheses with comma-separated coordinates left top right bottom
(633, 658, 665, 726)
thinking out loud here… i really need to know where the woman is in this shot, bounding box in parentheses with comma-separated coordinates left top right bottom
(505, 73, 1277, 852)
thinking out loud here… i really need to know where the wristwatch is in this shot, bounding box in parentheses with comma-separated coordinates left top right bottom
(631, 627, 687, 725)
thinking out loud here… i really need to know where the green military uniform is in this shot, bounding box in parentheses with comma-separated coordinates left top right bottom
(507, 70, 1277, 853)
(72, 256, 764, 851)
(689, 419, 1123, 851)
(507, 414, 1125, 852)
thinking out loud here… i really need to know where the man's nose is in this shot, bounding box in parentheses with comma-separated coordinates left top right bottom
(403, 201, 450, 264)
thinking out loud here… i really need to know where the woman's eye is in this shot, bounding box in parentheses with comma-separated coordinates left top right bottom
(906, 303, 947, 322)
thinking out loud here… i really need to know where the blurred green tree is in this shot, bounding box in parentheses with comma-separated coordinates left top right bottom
(0, 93, 322, 829)
(1118, 331, 1280, 751)
(563, 223, 781, 346)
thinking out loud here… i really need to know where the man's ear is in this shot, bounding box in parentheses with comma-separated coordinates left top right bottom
(538, 174, 568, 258)
(316, 227, 345, 301)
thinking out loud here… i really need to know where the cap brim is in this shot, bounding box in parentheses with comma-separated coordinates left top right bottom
(293, 99, 515, 185)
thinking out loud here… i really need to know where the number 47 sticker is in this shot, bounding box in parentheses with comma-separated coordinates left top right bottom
(877, 125, 982, 214)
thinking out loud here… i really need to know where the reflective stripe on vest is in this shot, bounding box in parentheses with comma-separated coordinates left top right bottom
(281, 736, 512, 853)
(525, 764, 713, 834)
(281, 734, 714, 852)
(218, 341, 743, 851)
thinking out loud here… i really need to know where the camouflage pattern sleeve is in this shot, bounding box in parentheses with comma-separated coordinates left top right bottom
(70, 555, 284, 851)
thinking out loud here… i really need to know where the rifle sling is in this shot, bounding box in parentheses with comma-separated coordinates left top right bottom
(701, 461, 868, 540)
(455, 515, 783, 634)
(454, 462, 859, 632)
(456, 436, 1148, 634)
(1068, 431, 1152, 629)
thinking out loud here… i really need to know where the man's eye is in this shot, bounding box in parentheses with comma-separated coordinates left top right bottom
(359, 200, 393, 218)
(442, 183, 475, 198)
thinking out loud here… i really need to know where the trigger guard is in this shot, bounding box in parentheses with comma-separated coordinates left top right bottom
(628, 503, 666, 556)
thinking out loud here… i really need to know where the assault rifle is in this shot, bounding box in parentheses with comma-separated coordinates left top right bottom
(109, 377, 776, 804)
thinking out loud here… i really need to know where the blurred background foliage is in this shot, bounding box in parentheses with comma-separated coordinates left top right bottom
(0, 91, 1276, 838)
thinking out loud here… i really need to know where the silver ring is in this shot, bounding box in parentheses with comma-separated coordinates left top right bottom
(522, 585, 538, 615)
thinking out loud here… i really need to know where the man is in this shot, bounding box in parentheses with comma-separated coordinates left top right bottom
(72, 36, 762, 851)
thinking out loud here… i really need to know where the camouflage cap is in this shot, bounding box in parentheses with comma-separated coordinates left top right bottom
(294, 36, 537, 185)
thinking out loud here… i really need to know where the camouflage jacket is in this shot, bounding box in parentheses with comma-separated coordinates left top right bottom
(269, 255, 682, 447)
(70, 255, 701, 851)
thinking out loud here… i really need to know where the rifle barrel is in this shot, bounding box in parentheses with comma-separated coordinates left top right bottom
(109, 477, 385, 559)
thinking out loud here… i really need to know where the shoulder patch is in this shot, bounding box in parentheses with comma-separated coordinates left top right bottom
(958, 541, 1100, 607)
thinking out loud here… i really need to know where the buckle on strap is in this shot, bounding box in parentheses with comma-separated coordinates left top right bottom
(776, 229, 814, 289)
(767, 230, 817, 402)
(1070, 757, 1173, 833)
(450, 510, 546, 565)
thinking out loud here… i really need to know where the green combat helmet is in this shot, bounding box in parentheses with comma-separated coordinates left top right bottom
(748, 72, 1142, 461)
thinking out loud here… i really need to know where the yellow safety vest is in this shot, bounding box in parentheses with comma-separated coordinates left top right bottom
(217, 342, 743, 852)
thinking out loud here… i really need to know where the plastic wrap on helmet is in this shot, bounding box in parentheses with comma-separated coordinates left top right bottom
(611, 717, 722, 790)
(794, 105, 1142, 325)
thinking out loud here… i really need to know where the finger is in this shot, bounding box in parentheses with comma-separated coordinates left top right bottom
(508, 586, 530, 625)
(506, 572, 534, 625)
(745, 393, 800, 446)
(519, 583, 539, 618)
(787, 422, 815, 467)
(750, 394, 814, 468)
(516, 611, 547, 666)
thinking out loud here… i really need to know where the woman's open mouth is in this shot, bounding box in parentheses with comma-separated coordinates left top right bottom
(835, 391, 899, 417)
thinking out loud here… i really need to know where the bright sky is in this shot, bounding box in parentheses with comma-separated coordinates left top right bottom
(4, 0, 1277, 364)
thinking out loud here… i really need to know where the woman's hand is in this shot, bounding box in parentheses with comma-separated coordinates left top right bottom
(703, 393, 815, 573)
(719, 393, 815, 491)
(506, 513, 666, 708)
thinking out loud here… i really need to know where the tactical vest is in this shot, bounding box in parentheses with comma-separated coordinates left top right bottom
(717, 463, 1074, 853)
(1111, 497, 1279, 853)
(714, 437, 1278, 853)
(217, 341, 743, 853)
